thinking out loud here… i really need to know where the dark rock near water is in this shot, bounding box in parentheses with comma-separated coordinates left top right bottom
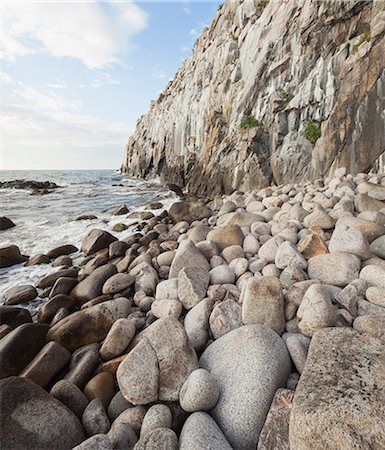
(0, 217, 16, 230)
(65, 349, 100, 389)
(3, 285, 38, 305)
(111, 204, 129, 215)
(36, 267, 79, 289)
(0, 305, 32, 328)
(38, 294, 77, 323)
(0, 323, 49, 378)
(81, 229, 117, 256)
(76, 214, 98, 221)
(49, 277, 78, 298)
(52, 255, 73, 267)
(169, 201, 212, 224)
(0, 324, 12, 339)
(0, 245, 28, 268)
(25, 254, 51, 266)
(0, 376, 85, 450)
(0, 179, 60, 191)
(46, 244, 78, 259)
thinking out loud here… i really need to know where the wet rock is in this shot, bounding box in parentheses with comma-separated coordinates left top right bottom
(134, 427, 178, 450)
(206, 225, 244, 252)
(0, 245, 28, 268)
(50, 306, 69, 324)
(36, 267, 78, 289)
(3, 285, 37, 305)
(0, 305, 32, 328)
(111, 204, 129, 215)
(169, 201, 212, 224)
(71, 264, 117, 303)
(0, 376, 85, 449)
(169, 240, 210, 278)
(0, 216, 16, 230)
(180, 368, 220, 412)
(19, 341, 71, 388)
(289, 328, 385, 449)
(200, 325, 291, 449)
(109, 241, 129, 258)
(0, 323, 49, 378)
(84, 372, 115, 409)
(102, 273, 135, 295)
(100, 318, 136, 360)
(0, 324, 11, 339)
(47, 298, 131, 351)
(257, 388, 294, 450)
(308, 252, 361, 287)
(82, 398, 111, 436)
(49, 277, 78, 298)
(73, 434, 113, 450)
(76, 214, 98, 221)
(209, 299, 242, 339)
(46, 244, 78, 258)
(51, 379, 89, 418)
(179, 412, 232, 450)
(141, 404, 172, 436)
(241, 276, 285, 334)
(178, 266, 209, 309)
(38, 294, 77, 323)
(25, 254, 51, 266)
(184, 298, 214, 351)
(81, 229, 117, 256)
(52, 255, 73, 267)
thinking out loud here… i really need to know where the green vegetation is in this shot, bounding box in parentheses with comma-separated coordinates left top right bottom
(353, 33, 371, 53)
(113, 223, 128, 232)
(217, 3, 224, 11)
(304, 122, 321, 145)
(277, 88, 294, 111)
(257, 0, 269, 7)
(240, 115, 263, 129)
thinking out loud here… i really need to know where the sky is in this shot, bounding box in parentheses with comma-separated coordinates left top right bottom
(0, 0, 221, 170)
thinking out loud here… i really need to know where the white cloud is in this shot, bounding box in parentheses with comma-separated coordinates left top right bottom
(1, 72, 15, 84)
(46, 83, 67, 89)
(1, 1, 148, 68)
(183, 7, 191, 14)
(180, 45, 191, 53)
(151, 68, 166, 80)
(91, 72, 122, 88)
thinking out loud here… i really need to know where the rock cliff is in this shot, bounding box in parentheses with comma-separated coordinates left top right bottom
(122, 0, 385, 197)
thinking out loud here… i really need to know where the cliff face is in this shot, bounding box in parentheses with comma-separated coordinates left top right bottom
(122, 0, 385, 197)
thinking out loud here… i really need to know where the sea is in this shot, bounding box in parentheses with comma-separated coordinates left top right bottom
(0, 169, 175, 314)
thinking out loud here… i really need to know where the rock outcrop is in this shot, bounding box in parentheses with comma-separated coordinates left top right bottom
(122, 0, 385, 197)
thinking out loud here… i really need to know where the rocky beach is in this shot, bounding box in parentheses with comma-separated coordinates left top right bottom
(1, 167, 385, 449)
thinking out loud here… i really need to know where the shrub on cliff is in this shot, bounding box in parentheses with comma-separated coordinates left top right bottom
(304, 122, 321, 145)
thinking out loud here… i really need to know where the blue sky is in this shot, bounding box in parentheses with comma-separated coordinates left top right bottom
(1, 1, 221, 170)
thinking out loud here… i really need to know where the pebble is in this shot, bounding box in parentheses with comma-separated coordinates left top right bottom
(100, 318, 136, 360)
(365, 286, 385, 307)
(140, 404, 172, 436)
(82, 398, 110, 436)
(209, 265, 236, 284)
(179, 368, 220, 412)
(360, 264, 385, 288)
(308, 252, 361, 287)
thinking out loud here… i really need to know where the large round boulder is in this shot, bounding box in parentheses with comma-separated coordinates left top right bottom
(71, 264, 117, 304)
(169, 201, 212, 224)
(199, 325, 291, 449)
(0, 245, 28, 268)
(81, 229, 117, 256)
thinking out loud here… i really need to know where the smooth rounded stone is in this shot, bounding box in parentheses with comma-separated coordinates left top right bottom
(209, 299, 242, 340)
(84, 255, 109, 274)
(65, 349, 100, 389)
(38, 294, 77, 323)
(219, 201, 237, 215)
(134, 427, 178, 450)
(139, 296, 155, 312)
(369, 235, 385, 258)
(49, 277, 78, 298)
(200, 325, 291, 449)
(37, 267, 78, 289)
(47, 297, 131, 352)
(243, 234, 260, 254)
(289, 328, 385, 449)
(207, 284, 226, 301)
(179, 368, 220, 412)
(73, 434, 113, 450)
(209, 265, 235, 284)
(108, 391, 132, 422)
(151, 299, 182, 319)
(71, 264, 117, 304)
(366, 286, 385, 307)
(360, 264, 385, 289)
(0, 323, 48, 379)
(81, 229, 117, 256)
(108, 422, 138, 449)
(51, 379, 89, 418)
(283, 333, 310, 374)
(257, 388, 295, 450)
(179, 412, 232, 450)
(196, 240, 219, 260)
(0, 306, 31, 328)
(258, 236, 284, 263)
(335, 278, 367, 316)
(357, 180, 385, 200)
(50, 308, 68, 323)
(131, 262, 159, 296)
(285, 280, 321, 308)
(1, 376, 85, 450)
(100, 318, 136, 360)
(157, 250, 175, 266)
(355, 193, 385, 213)
(210, 255, 225, 268)
(113, 406, 146, 435)
(206, 225, 244, 252)
(222, 245, 245, 263)
(297, 284, 337, 336)
(82, 398, 111, 436)
(52, 255, 73, 267)
(184, 298, 214, 351)
(241, 276, 285, 334)
(229, 257, 249, 278)
(353, 315, 385, 339)
(46, 244, 78, 259)
(117, 317, 198, 405)
(303, 206, 336, 229)
(249, 257, 268, 273)
(102, 273, 134, 295)
(357, 299, 385, 317)
(336, 215, 385, 242)
(80, 294, 113, 309)
(169, 201, 212, 224)
(308, 252, 361, 287)
(84, 372, 115, 409)
(279, 266, 308, 290)
(275, 241, 307, 270)
(3, 285, 37, 305)
(141, 404, 172, 437)
(0, 245, 28, 268)
(109, 241, 129, 259)
(188, 225, 211, 243)
(155, 278, 178, 301)
(19, 341, 71, 387)
(217, 211, 264, 228)
(169, 240, 210, 278)
(178, 266, 209, 309)
(0, 324, 11, 339)
(25, 253, 51, 266)
(328, 225, 370, 259)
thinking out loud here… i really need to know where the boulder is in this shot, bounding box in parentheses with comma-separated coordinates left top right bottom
(73, 434, 112, 450)
(111, 204, 129, 215)
(52, 255, 73, 267)
(38, 294, 77, 323)
(46, 244, 78, 259)
(0, 305, 32, 328)
(102, 273, 135, 295)
(25, 254, 51, 266)
(169, 201, 212, 224)
(50, 379, 89, 418)
(0, 245, 28, 268)
(0, 376, 85, 449)
(100, 318, 136, 360)
(0, 216, 16, 230)
(117, 317, 198, 404)
(3, 285, 37, 305)
(47, 298, 131, 351)
(71, 264, 117, 304)
(179, 368, 220, 412)
(178, 266, 209, 309)
(241, 276, 285, 334)
(184, 298, 214, 351)
(82, 398, 110, 436)
(355, 193, 385, 213)
(328, 225, 370, 259)
(179, 412, 232, 450)
(134, 428, 178, 450)
(335, 216, 385, 243)
(308, 252, 361, 287)
(49, 277, 78, 298)
(81, 229, 117, 256)
(200, 325, 291, 449)
(289, 328, 385, 449)
(275, 241, 307, 270)
(141, 404, 172, 437)
(217, 212, 264, 227)
(84, 372, 115, 409)
(36, 267, 78, 289)
(0, 323, 49, 378)
(206, 225, 245, 252)
(169, 240, 210, 278)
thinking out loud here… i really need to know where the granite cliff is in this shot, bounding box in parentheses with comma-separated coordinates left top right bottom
(122, 0, 385, 197)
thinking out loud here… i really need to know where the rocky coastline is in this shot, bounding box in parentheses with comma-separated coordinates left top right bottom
(1, 168, 385, 449)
